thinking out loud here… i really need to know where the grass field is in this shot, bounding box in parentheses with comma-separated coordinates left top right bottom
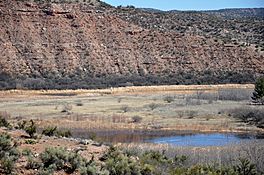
(1, 84, 263, 135)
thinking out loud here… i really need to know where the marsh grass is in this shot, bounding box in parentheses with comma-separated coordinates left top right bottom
(120, 140, 264, 172)
(0, 85, 260, 133)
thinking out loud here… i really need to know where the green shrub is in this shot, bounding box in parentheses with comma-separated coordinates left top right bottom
(140, 150, 172, 166)
(0, 133, 20, 174)
(25, 139, 37, 144)
(66, 151, 85, 173)
(123, 147, 140, 157)
(0, 133, 20, 158)
(55, 129, 72, 138)
(22, 148, 33, 156)
(37, 168, 54, 175)
(139, 150, 188, 174)
(174, 155, 188, 167)
(0, 133, 12, 155)
(87, 132, 97, 141)
(24, 120, 37, 138)
(141, 164, 154, 175)
(170, 165, 237, 175)
(102, 147, 141, 175)
(101, 148, 189, 175)
(78, 154, 108, 175)
(234, 158, 257, 175)
(79, 158, 110, 175)
(0, 117, 10, 128)
(26, 156, 43, 170)
(0, 156, 15, 174)
(16, 120, 27, 130)
(105, 154, 141, 175)
(0, 112, 12, 129)
(40, 147, 68, 171)
(42, 126, 72, 138)
(42, 126, 57, 137)
(79, 165, 98, 175)
(39, 147, 85, 173)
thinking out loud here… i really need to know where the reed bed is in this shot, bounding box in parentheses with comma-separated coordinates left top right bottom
(0, 84, 254, 97)
(119, 140, 264, 172)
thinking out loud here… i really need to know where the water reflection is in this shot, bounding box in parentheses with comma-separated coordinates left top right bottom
(71, 129, 263, 146)
(147, 133, 243, 146)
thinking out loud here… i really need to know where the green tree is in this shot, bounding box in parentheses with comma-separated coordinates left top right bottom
(252, 77, 264, 104)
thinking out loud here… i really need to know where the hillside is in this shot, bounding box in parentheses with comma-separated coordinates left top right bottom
(203, 8, 264, 19)
(0, 0, 263, 89)
(115, 7, 264, 47)
(142, 8, 264, 19)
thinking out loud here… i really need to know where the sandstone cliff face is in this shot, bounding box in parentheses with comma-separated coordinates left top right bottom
(0, 1, 263, 89)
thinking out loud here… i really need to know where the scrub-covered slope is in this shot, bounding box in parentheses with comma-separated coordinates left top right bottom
(0, 1, 263, 89)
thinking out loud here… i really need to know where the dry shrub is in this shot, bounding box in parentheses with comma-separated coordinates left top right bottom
(61, 104, 73, 113)
(164, 96, 174, 103)
(75, 100, 83, 106)
(218, 88, 252, 101)
(187, 111, 198, 119)
(149, 103, 159, 110)
(112, 115, 127, 123)
(185, 96, 202, 106)
(120, 105, 130, 113)
(0, 111, 11, 119)
(131, 116, 143, 123)
(122, 140, 264, 173)
(229, 107, 264, 128)
(0, 112, 12, 129)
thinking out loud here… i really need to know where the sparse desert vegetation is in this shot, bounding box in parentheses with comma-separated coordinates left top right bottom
(0, 84, 264, 174)
(0, 129, 263, 174)
(120, 140, 264, 174)
(0, 84, 263, 141)
(1, 84, 262, 134)
(0, 0, 263, 174)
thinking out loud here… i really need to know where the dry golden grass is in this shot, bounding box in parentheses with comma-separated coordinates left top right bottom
(0, 84, 254, 97)
(1, 84, 262, 134)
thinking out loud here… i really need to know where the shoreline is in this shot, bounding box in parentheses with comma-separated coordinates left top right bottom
(54, 125, 264, 143)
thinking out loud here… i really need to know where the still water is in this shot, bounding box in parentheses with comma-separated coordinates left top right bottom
(146, 133, 260, 146)
(74, 130, 263, 147)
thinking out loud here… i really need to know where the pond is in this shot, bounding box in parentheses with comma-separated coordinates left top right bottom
(73, 129, 264, 147)
(146, 133, 263, 146)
